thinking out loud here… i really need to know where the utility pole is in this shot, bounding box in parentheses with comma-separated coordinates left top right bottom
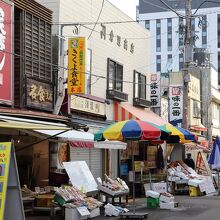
(182, 0, 192, 130)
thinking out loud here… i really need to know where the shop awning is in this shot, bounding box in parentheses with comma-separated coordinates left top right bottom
(190, 123, 207, 132)
(114, 102, 167, 125)
(94, 141, 127, 150)
(0, 115, 70, 130)
(34, 129, 94, 148)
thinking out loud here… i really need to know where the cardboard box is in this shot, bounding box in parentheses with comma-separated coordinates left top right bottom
(89, 208, 100, 218)
(65, 207, 89, 220)
(160, 201, 175, 210)
(188, 179, 203, 187)
(152, 182, 167, 193)
(145, 190, 160, 198)
(35, 194, 54, 207)
(160, 195, 175, 203)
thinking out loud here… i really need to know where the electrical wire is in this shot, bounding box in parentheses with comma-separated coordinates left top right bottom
(87, 0, 105, 39)
(194, 0, 220, 15)
(141, 0, 170, 11)
(159, 0, 185, 18)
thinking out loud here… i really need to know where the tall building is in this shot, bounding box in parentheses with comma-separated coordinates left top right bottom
(138, 0, 220, 87)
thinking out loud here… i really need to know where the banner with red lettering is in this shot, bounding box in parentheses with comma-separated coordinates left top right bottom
(0, 1, 13, 104)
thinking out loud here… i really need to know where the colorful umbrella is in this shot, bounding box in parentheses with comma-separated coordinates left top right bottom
(163, 124, 196, 143)
(94, 120, 164, 142)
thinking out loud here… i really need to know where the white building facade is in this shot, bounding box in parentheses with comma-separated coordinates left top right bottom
(138, 0, 220, 87)
(37, 0, 152, 179)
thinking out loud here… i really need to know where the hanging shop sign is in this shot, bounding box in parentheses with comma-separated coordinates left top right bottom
(150, 73, 161, 107)
(26, 78, 53, 111)
(0, 142, 11, 219)
(188, 75, 200, 100)
(100, 24, 134, 54)
(0, 1, 13, 104)
(71, 95, 106, 116)
(68, 37, 85, 95)
(169, 86, 183, 127)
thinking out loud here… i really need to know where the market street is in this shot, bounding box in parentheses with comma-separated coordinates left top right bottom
(27, 195, 220, 220)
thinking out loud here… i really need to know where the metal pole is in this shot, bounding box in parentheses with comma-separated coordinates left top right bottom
(182, 0, 192, 130)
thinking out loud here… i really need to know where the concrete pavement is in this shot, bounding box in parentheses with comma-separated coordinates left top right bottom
(26, 195, 220, 220)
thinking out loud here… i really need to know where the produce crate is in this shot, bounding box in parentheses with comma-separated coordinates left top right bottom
(35, 194, 54, 207)
(146, 197, 159, 208)
(54, 193, 66, 206)
(189, 186, 202, 197)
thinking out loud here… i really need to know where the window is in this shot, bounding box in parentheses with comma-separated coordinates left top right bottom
(107, 58, 123, 92)
(86, 49, 92, 94)
(145, 20, 150, 30)
(167, 54, 172, 65)
(218, 15, 220, 48)
(133, 71, 146, 99)
(213, 104, 218, 119)
(218, 52, 220, 85)
(193, 100, 201, 118)
(179, 54, 184, 71)
(156, 55, 161, 72)
(167, 18, 172, 51)
(156, 20, 161, 52)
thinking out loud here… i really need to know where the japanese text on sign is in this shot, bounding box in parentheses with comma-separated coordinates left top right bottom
(169, 86, 183, 126)
(150, 73, 161, 107)
(29, 84, 53, 102)
(100, 24, 134, 54)
(0, 1, 12, 103)
(68, 37, 85, 94)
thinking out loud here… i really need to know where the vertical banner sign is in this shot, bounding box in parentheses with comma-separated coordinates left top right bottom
(169, 86, 183, 127)
(150, 73, 161, 107)
(0, 1, 12, 104)
(0, 142, 11, 220)
(68, 37, 85, 94)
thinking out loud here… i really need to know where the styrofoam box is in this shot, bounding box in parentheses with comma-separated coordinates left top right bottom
(152, 182, 167, 193)
(160, 195, 175, 203)
(159, 202, 175, 210)
(145, 190, 160, 198)
(188, 179, 204, 187)
(88, 208, 100, 218)
(65, 208, 89, 220)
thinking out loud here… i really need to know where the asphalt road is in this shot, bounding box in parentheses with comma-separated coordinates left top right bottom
(26, 195, 220, 220)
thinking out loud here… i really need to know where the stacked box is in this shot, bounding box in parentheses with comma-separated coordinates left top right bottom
(159, 192, 175, 210)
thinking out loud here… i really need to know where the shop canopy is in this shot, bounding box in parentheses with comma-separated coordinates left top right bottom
(0, 115, 70, 130)
(114, 102, 196, 143)
(34, 130, 127, 149)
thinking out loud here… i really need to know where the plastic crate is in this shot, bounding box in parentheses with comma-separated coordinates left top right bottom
(54, 193, 66, 206)
(146, 197, 159, 208)
(189, 186, 202, 197)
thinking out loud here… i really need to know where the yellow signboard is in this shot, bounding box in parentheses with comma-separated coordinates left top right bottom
(0, 142, 11, 220)
(68, 37, 85, 94)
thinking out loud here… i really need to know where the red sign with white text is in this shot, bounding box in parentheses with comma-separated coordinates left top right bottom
(0, 1, 12, 103)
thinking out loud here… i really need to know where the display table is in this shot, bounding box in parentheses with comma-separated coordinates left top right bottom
(22, 197, 35, 214)
(98, 185, 129, 205)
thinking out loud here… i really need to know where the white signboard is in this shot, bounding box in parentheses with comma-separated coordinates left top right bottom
(63, 161, 97, 192)
(150, 73, 161, 107)
(169, 86, 183, 127)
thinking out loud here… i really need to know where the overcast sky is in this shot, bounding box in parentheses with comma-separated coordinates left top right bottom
(108, 0, 139, 20)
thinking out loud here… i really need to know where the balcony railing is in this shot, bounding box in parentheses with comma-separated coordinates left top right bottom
(106, 89, 128, 102)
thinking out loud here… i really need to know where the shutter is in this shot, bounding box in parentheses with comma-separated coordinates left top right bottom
(70, 148, 102, 179)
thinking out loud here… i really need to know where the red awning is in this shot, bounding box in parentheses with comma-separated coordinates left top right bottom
(69, 141, 94, 148)
(190, 123, 207, 132)
(114, 102, 167, 125)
